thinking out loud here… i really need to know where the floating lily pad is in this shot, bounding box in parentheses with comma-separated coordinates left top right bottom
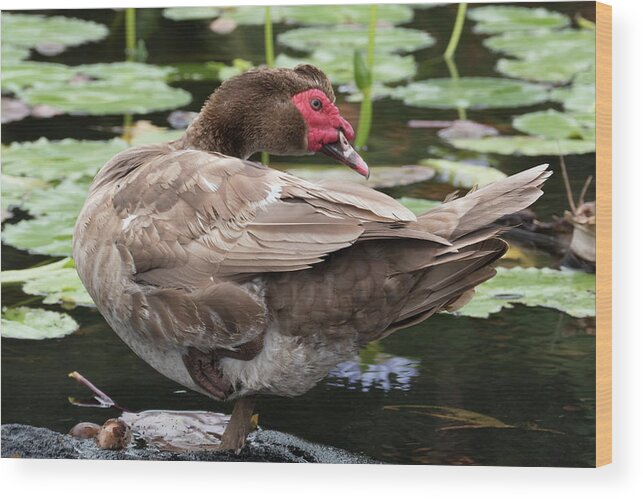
(397, 197, 441, 215)
(19, 79, 191, 115)
(19, 180, 88, 218)
(487, 30, 595, 84)
(551, 77, 596, 113)
(219, 5, 414, 26)
(1, 258, 93, 308)
(2, 44, 30, 64)
(169, 63, 221, 82)
(128, 121, 184, 146)
(1, 306, 79, 340)
(570, 112, 596, 142)
(457, 267, 596, 318)
(483, 28, 595, 60)
(419, 159, 507, 188)
(1, 174, 48, 221)
(162, 7, 222, 21)
(211, 59, 254, 81)
(285, 165, 435, 189)
(1, 138, 127, 181)
(75, 62, 177, 81)
(1, 214, 77, 256)
(1, 61, 76, 93)
(1, 13, 108, 51)
(467, 6, 569, 34)
(276, 52, 416, 86)
(496, 55, 593, 84)
(278, 26, 434, 55)
(512, 110, 585, 139)
(449, 136, 595, 156)
(387, 78, 549, 110)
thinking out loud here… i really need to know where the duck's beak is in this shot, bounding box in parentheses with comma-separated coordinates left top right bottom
(321, 130, 370, 179)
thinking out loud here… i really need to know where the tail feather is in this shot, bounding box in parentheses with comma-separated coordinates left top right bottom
(374, 164, 551, 340)
(417, 164, 551, 240)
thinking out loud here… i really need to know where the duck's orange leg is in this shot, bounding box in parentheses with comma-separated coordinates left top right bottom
(218, 396, 256, 453)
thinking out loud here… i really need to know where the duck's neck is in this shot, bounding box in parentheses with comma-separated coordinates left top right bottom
(178, 106, 254, 159)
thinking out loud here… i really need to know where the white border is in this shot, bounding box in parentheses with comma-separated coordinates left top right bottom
(1, 0, 641, 497)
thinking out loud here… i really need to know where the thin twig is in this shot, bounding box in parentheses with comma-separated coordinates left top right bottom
(559, 154, 577, 213)
(68, 371, 130, 412)
(578, 175, 593, 206)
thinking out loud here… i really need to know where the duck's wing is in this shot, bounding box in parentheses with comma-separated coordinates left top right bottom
(104, 147, 431, 289)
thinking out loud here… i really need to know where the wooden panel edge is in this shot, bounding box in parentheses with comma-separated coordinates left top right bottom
(595, 1, 612, 468)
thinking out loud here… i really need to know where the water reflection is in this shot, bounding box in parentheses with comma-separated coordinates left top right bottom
(327, 354, 420, 392)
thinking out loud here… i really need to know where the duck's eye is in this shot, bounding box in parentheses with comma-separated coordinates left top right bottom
(310, 98, 322, 111)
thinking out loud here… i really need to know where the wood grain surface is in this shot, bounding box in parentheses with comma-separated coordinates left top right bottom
(596, 1, 612, 468)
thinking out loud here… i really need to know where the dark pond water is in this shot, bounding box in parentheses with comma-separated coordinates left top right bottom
(1, 3, 596, 466)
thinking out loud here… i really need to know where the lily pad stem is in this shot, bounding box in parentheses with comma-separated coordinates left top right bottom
(444, 3, 468, 60)
(262, 6, 275, 166)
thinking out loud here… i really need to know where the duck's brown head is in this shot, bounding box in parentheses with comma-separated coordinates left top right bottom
(182, 65, 369, 178)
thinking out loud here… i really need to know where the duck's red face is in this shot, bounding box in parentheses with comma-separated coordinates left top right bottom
(291, 89, 369, 178)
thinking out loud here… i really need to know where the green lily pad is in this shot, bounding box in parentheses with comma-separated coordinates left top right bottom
(1, 61, 76, 93)
(397, 197, 441, 215)
(512, 109, 585, 139)
(2, 214, 77, 256)
(1, 138, 127, 181)
(211, 59, 254, 81)
(2, 44, 30, 64)
(419, 159, 507, 188)
(169, 60, 254, 82)
(219, 5, 414, 26)
(467, 6, 569, 34)
(483, 28, 595, 60)
(387, 77, 549, 110)
(1, 306, 79, 340)
(6, 61, 190, 115)
(284, 164, 435, 189)
(551, 77, 596, 114)
(1, 13, 108, 51)
(487, 29, 595, 84)
(457, 267, 596, 318)
(129, 123, 184, 146)
(570, 112, 596, 142)
(19, 78, 191, 115)
(19, 180, 88, 218)
(1, 258, 93, 308)
(496, 55, 593, 84)
(163, 7, 222, 21)
(75, 62, 177, 81)
(169, 63, 221, 82)
(278, 26, 434, 55)
(449, 136, 595, 156)
(275, 52, 416, 86)
(1, 174, 48, 220)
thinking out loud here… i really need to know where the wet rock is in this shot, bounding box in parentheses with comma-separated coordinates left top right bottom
(1, 424, 378, 464)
